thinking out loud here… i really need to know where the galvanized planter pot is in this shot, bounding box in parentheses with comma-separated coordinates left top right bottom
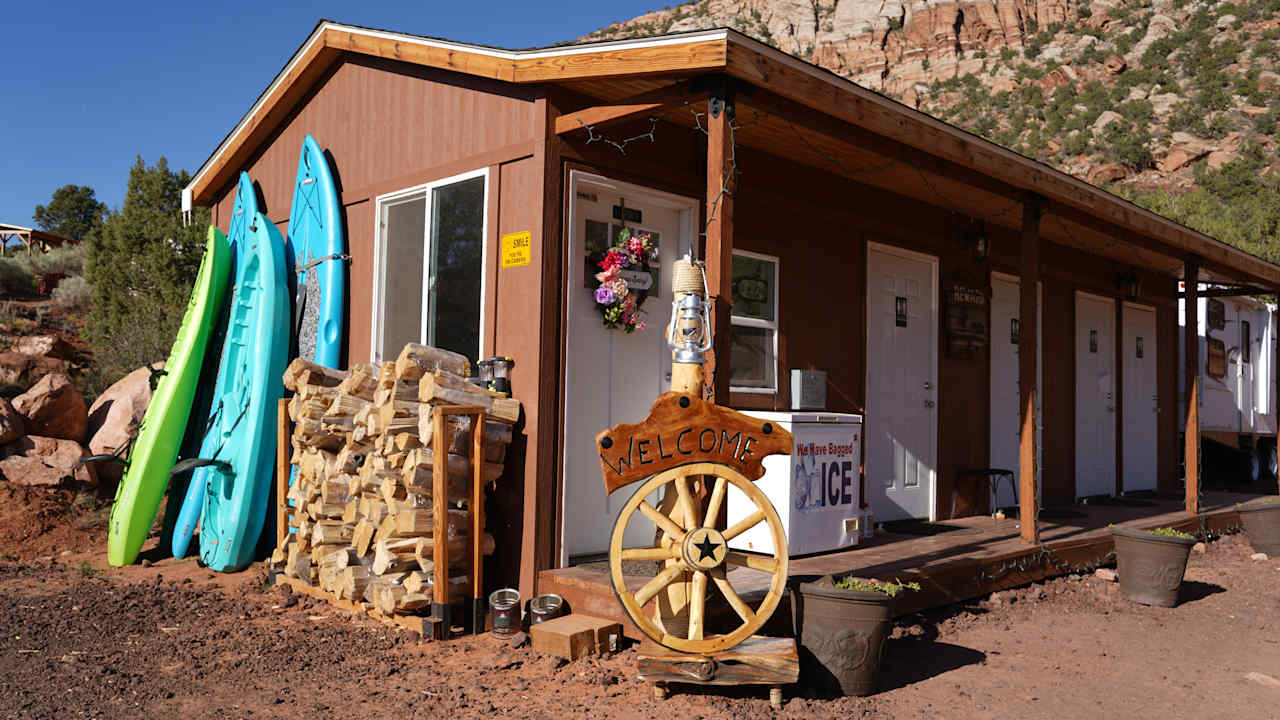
(1237, 497, 1280, 555)
(1110, 526, 1196, 608)
(792, 580, 896, 697)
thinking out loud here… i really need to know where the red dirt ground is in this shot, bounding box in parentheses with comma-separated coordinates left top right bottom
(1, 484, 1277, 720)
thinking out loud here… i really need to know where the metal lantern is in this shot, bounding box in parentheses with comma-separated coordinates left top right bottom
(668, 291, 712, 363)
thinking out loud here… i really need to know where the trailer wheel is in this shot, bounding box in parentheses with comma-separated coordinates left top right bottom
(1249, 451, 1262, 484)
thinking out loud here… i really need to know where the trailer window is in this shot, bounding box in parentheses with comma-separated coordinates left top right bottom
(1242, 320, 1251, 364)
(730, 250, 778, 393)
(374, 169, 488, 363)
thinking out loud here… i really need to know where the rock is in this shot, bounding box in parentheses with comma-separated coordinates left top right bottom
(1206, 150, 1238, 170)
(1251, 552, 1269, 561)
(1158, 145, 1212, 173)
(0, 398, 23, 445)
(1102, 54, 1127, 75)
(1245, 672, 1280, 689)
(1092, 110, 1125, 133)
(12, 335, 74, 361)
(13, 373, 87, 442)
(1126, 14, 1178, 63)
(1240, 105, 1270, 118)
(1087, 162, 1130, 184)
(86, 364, 159, 484)
(1191, 541, 1207, 554)
(1259, 71, 1280, 94)
(0, 435, 95, 486)
(1216, 14, 1237, 31)
(0, 352, 68, 393)
(508, 630, 530, 648)
(1149, 93, 1180, 115)
(1094, 568, 1118, 582)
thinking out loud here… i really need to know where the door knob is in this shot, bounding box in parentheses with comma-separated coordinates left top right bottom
(924, 399, 935, 408)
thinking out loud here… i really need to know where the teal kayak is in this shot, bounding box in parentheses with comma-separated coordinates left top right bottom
(198, 209, 290, 572)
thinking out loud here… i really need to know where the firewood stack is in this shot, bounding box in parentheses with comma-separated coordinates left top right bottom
(274, 342, 519, 619)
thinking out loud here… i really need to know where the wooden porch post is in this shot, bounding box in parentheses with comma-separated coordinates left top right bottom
(704, 82, 735, 405)
(1184, 259, 1201, 514)
(1019, 198, 1042, 544)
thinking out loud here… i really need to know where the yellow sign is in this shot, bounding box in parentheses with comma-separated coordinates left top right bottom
(501, 231, 532, 268)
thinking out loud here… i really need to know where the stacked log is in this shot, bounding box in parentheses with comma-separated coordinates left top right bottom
(275, 342, 515, 618)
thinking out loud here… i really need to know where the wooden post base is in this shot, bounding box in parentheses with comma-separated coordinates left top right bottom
(638, 636, 797, 707)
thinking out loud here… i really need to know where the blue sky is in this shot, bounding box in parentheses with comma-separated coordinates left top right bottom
(1, 1, 664, 227)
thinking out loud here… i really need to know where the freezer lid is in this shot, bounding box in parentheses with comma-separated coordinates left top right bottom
(737, 409, 862, 425)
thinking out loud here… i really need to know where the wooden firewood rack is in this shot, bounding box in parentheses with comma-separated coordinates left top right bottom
(275, 400, 489, 640)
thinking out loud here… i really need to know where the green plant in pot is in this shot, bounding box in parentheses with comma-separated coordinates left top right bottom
(1109, 525, 1196, 608)
(1236, 496, 1280, 555)
(792, 576, 920, 697)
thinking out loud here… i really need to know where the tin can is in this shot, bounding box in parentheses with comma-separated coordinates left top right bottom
(489, 588, 521, 636)
(529, 593, 564, 625)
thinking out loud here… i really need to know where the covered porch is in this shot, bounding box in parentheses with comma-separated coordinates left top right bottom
(539, 490, 1255, 637)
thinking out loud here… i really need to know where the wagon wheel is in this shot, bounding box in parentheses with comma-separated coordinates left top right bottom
(609, 462, 788, 654)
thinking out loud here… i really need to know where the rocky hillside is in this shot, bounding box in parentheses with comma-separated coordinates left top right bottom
(585, 0, 1280, 253)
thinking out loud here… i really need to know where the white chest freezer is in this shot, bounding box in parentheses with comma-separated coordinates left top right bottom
(727, 411, 863, 556)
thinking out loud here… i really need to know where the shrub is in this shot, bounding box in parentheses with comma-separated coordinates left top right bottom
(1063, 131, 1091, 156)
(1099, 121, 1155, 171)
(51, 275, 89, 310)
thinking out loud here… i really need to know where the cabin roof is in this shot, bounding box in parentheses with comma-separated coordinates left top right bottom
(182, 20, 1280, 289)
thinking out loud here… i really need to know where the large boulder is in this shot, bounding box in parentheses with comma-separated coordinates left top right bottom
(0, 398, 23, 446)
(13, 335, 75, 361)
(13, 373, 88, 442)
(0, 435, 95, 486)
(86, 364, 160, 485)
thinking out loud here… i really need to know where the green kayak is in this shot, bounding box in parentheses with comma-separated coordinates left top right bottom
(107, 227, 232, 566)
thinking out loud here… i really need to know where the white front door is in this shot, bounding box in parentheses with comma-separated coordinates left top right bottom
(866, 243, 937, 521)
(1076, 291, 1117, 497)
(561, 174, 694, 560)
(1122, 303, 1158, 492)
(989, 274, 1041, 508)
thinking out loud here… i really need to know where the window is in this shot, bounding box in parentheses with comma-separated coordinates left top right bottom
(374, 170, 487, 363)
(729, 250, 779, 393)
(1242, 319, 1252, 364)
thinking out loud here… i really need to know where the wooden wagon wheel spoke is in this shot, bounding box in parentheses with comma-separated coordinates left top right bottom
(635, 564, 687, 607)
(687, 569, 707, 641)
(704, 475, 727, 527)
(638, 500, 686, 543)
(710, 567, 756, 624)
(620, 546, 679, 561)
(724, 551, 778, 573)
(673, 472, 698, 531)
(723, 509, 765, 541)
(609, 462, 788, 654)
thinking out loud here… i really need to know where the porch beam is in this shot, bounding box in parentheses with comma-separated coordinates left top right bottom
(1019, 196, 1042, 544)
(1177, 285, 1271, 298)
(705, 81, 735, 405)
(1184, 259, 1201, 515)
(554, 82, 707, 136)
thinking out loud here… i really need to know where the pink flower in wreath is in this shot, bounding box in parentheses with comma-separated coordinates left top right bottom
(595, 266, 620, 285)
(626, 236, 646, 262)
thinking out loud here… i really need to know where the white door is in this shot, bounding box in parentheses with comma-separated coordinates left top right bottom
(866, 244, 937, 521)
(561, 174, 693, 560)
(1122, 303, 1158, 492)
(1076, 292, 1117, 497)
(989, 274, 1041, 508)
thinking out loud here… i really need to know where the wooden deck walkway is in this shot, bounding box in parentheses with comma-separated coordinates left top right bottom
(537, 491, 1257, 639)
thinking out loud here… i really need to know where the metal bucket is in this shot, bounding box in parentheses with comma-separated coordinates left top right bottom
(529, 593, 564, 625)
(489, 588, 521, 636)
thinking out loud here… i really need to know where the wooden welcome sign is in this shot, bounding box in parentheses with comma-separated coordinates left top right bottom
(597, 392, 794, 494)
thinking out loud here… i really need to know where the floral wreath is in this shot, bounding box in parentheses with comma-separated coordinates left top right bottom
(589, 226, 656, 332)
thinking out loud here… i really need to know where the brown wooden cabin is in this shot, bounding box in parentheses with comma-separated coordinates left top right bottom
(182, 20, 1280, 600)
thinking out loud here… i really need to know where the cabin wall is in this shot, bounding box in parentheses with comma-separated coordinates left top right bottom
(206, 54, 550, 598)
(560, 113, 1182, 519)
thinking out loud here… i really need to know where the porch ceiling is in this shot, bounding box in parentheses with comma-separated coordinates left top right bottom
(556, 77, 1224, 285)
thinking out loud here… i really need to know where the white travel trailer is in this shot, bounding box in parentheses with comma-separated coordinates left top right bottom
(1179, 284, 1278, 483)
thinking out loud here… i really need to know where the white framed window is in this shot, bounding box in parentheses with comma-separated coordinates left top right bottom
(372, 168, 488, 364)
(730, 249, 779, 393)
